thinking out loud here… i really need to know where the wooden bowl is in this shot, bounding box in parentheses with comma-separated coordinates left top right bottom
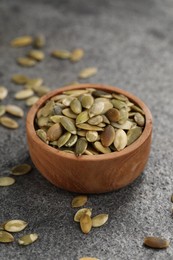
(26, 84, 152, 194)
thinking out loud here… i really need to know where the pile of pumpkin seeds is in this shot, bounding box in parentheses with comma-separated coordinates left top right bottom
(35, 88, 145, 156)
(72, 195, 108, 235)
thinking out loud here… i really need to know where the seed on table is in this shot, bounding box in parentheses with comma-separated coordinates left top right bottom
(4, 220, 28, 232)
(79, 67, 98, 79)
(74, 208, 92, 222)
(143, 237, 170, 249)
(114, 129, 127, 151)
(70, 98, 82, 114)
(105, 108, 120, 122)
(60, 116, 77, 134)
(33, 34, 45, 48)
(93, 141, 111, 154)
(0, 177, 15, 186)
(75, 137, 88, 156)
(100, 125, 115, 147)
(92, 214, 108, 227)
(11, 74, 28, 85)
(15, 89, 34, 99)
(70, 48, 84, 62)
(17, 57, 36, 67)
(47, 123, 63, 141)
(0, 231, 14, 243)
(18, 233, 38, 246)
(25, 78, 43, 90)
(0, 116, 19, 129)
(127, 126, 143, 146)
(81, 94, 94, 109)
(28, 49, 45, 61)
(11, 36, 33, 47)
(134, 112, 145, 126)
(11, 164, 32, 175)
(26, 96, 39, 106)
(80, 214, 92, 234)
(6, 105, 24, 117)
(0, 86, 8, 100)
(57, 132, 71, 148)
(34, 85, 50, 97)
(51, 50, 71, 59)
(71, 195, 88, 208)
(86, 131, 98, 142)
(0, 105, 6, 117)
(76, 111, 89, 125)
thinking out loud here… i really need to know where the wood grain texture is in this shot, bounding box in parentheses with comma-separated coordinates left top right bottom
(26, 84, 152, 194)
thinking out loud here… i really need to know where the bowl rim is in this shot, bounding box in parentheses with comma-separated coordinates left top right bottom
(26, 83, 152, 161)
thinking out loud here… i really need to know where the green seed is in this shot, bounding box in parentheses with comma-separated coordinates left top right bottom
(51, 50, 71, 59)
(60, 117, 77, 134)
(0, 86, 8, 100)
(11, 36, 33, 47)
(93, 141, 111, 154)
(0, 105, 6, 117)
(18, 233, 38, 246)
(57, 132, 71, 148)
(70, 48, 84, 62)
(36, 129, 48, 143)
(6, 105, 24, 117)
(0, 116, 19, 129)
(28, 49, 45, 61)
(4, 220, 28, 232)
(114, 129, 127, 151)
(15, 89, 34, 99)
(79, 67, 98, 79)
(0, 177, 15, 186)
(0, 231, 14, 243)
(11, 74, 28, 85)
(11, 164, 32, 175)
(65, 134, 78, 147)
(75, 138, 88, 156)
(33, 35, 45, 48)
(127, 126, 143, 146)
(17, 57, 36, 67)
(92, 214, 108, 227)
(76, 111, 89, 125)
(71, 195, 88, 208)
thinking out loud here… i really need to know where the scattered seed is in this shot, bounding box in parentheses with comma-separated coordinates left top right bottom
(15, 89, 34, 99)
(26, 96, 39, 106)
(11, 74, 28, 85)
(143, 237, 170, 249)
(51, 50, 71, 59)
(4, 220, 28, 232)
(0, 116, 19, 129)
(11, 36, 33, 47)
(71, 195, 88, 208)
(18, 233, 38, 246)
(0, 177, 15, 186)
(92, 214, 108, 227)
(17, 57, 36, 67)
(70, 48, 84, 62)
(79, 67, 98, 79)
(6, 105, 24, 117)
(80, 214, 92, 234)
(0, 105, 6, 117)
(11, 164, 32, 175)
(33, 35, 45, 48)
(28, 50, 45, 61)
(74, 208, 92, 222)
(0, 86, 8, 100)
(0, 231, 14, 243)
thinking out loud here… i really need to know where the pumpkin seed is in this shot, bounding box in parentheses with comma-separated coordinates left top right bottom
(76, 111, 89, 125)
(0, 86, 8, 100)
(102, 115, 110, 124)
(89, 102, 105, 117)
(47, 123, 63, 141)
(51, 50, 71, 59)
(11, 164, 32, 175)
(4, 220, 28, 232)
(36, 129, 48, 143)
(65, 134, 78, 147)
(111, 120, 134, 130)
(79, 67, 98, 79)
(15, 89, 34, 99)
(50, 115, 63, 123)
(17, 57, 36, 67)
(77, 130, 87, 137)
(100, 125, 115, 147)
(57, 132, 71, 148)
(18, 233, 38, 246)
(77, 123, 103, 131)
(37, 116, 50, 127)
(112, 93, 128, 101)
(93, 141, 111, 154)
(74, 208, 92, 222)
(80, 214, 92, 234)
(41, 100, 55, 117)
(88, 115, 103, 126)
(143, 237, 169, 249)
(26, 96, 39, 106)
(34, 35, 45, 48)
(111, 99, 127, 109)
(93, 90, 112, 98)
(81, 94, 94, 109)
(92, 214, 108, 227)
(0, 105, 6, 117)
(11, 74, 28, 85)
(28, 50, 45, 61)
(114, 129, 127, 151)
(11, 36, 33, 47)
(127, 126, 143, 146)
(0, 116, 18, 129)
(6, 105, 24, 117)
(118, 107, 129, 124)
(134, 112, 145, 126)
(25, 78, 43, 90)
(86, 131, 98, 142)
(35, 85, 50, 97)
(70, 48, 84, 62)
(84, 147, 99, 155)
(63, 89, 88, 96)
(131, 105, 145, 115)
(75, 138, 88, 156)
(0, 177, 15, 186)
(60, 116, 77, 134)
(106, 108, 120, 122)
(71, 195, 88, 208)
(0, 231, 14, 243)
(70, 98, 82, 114)
(62, 96, 74, 106)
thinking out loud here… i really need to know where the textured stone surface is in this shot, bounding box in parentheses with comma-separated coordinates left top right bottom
(0, 0, 173, 259)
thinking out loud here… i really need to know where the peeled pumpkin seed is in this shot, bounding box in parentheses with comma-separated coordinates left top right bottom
(89, 102, 105, 117)
(131, 105, 145, 115)
(11, 74, 28, 85)
(134, 112, 145, 126)
(118, 107, 129, 125)
(100, 125, 115, 147)
(81, 94, 94, 109)
(26, 96, 39, 106)
(51, 50, 71, 59)
(70, 98, 82, 114)
(0, 105, 6, 117)
(50, 115, 63, 123)
(15, 89, 34, 99)
(79, 67, 98, 79)
(84, 147, 99, 155)
(112, 93, 128, 101)
(57, 132, 71, 148)
(65, 134, 78, 147)
(111, 120, 133, 130)
(36, 129, 48, 143)
(76, 111, 89, 124)
(143, 237, 170, 249)
(80, 214, 92, 234)
(77, 123, 103, 132)
(11, 36, 33, 47)
(35, 85, 50, 97)
(17, 57, 36, 67)
(60, 116, 77, 134)
(63, 89, 88, 96)
(28, 49, 45, 61)
(93, 141, 111, 154)
(4, 220, 28, 232)
(86, 131, 98, 142)
(25, 78, 43, 90)
(92, 214, 108, 227)
(0, 177, 15, 186)
(70, 48, 84, 62)
(106, 108, 120, 122)
(88, 115, 103, 125)
(114, 129, 127, 151)
(0, 86, 8, 100)
(0, 116, 18, 129)
(93, 90, 112, 99)
(41, 100, 55, 117)
(127, 126, 143, 146)
(0, 231, 14, 243)
(6, 105, 24, 117)
(77, 130, 87, 137)
(74, 208, 92, 222)
(71, 195, 88, 208)
(11, 164, 32, 175)
(62, 96, 74, 106)
(34, 35, 45, 48)
(111, 99, 127, 109)
(47, 123, 63, 141)
(75, 138, 88, 156)
(37, 116, 49, 127)
(18, 233, 38, 246)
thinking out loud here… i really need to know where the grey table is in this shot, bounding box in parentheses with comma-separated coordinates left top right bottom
(0, 0, 173, 259)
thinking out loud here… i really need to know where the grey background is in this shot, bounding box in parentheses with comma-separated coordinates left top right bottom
(0, 0, 173, 259)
